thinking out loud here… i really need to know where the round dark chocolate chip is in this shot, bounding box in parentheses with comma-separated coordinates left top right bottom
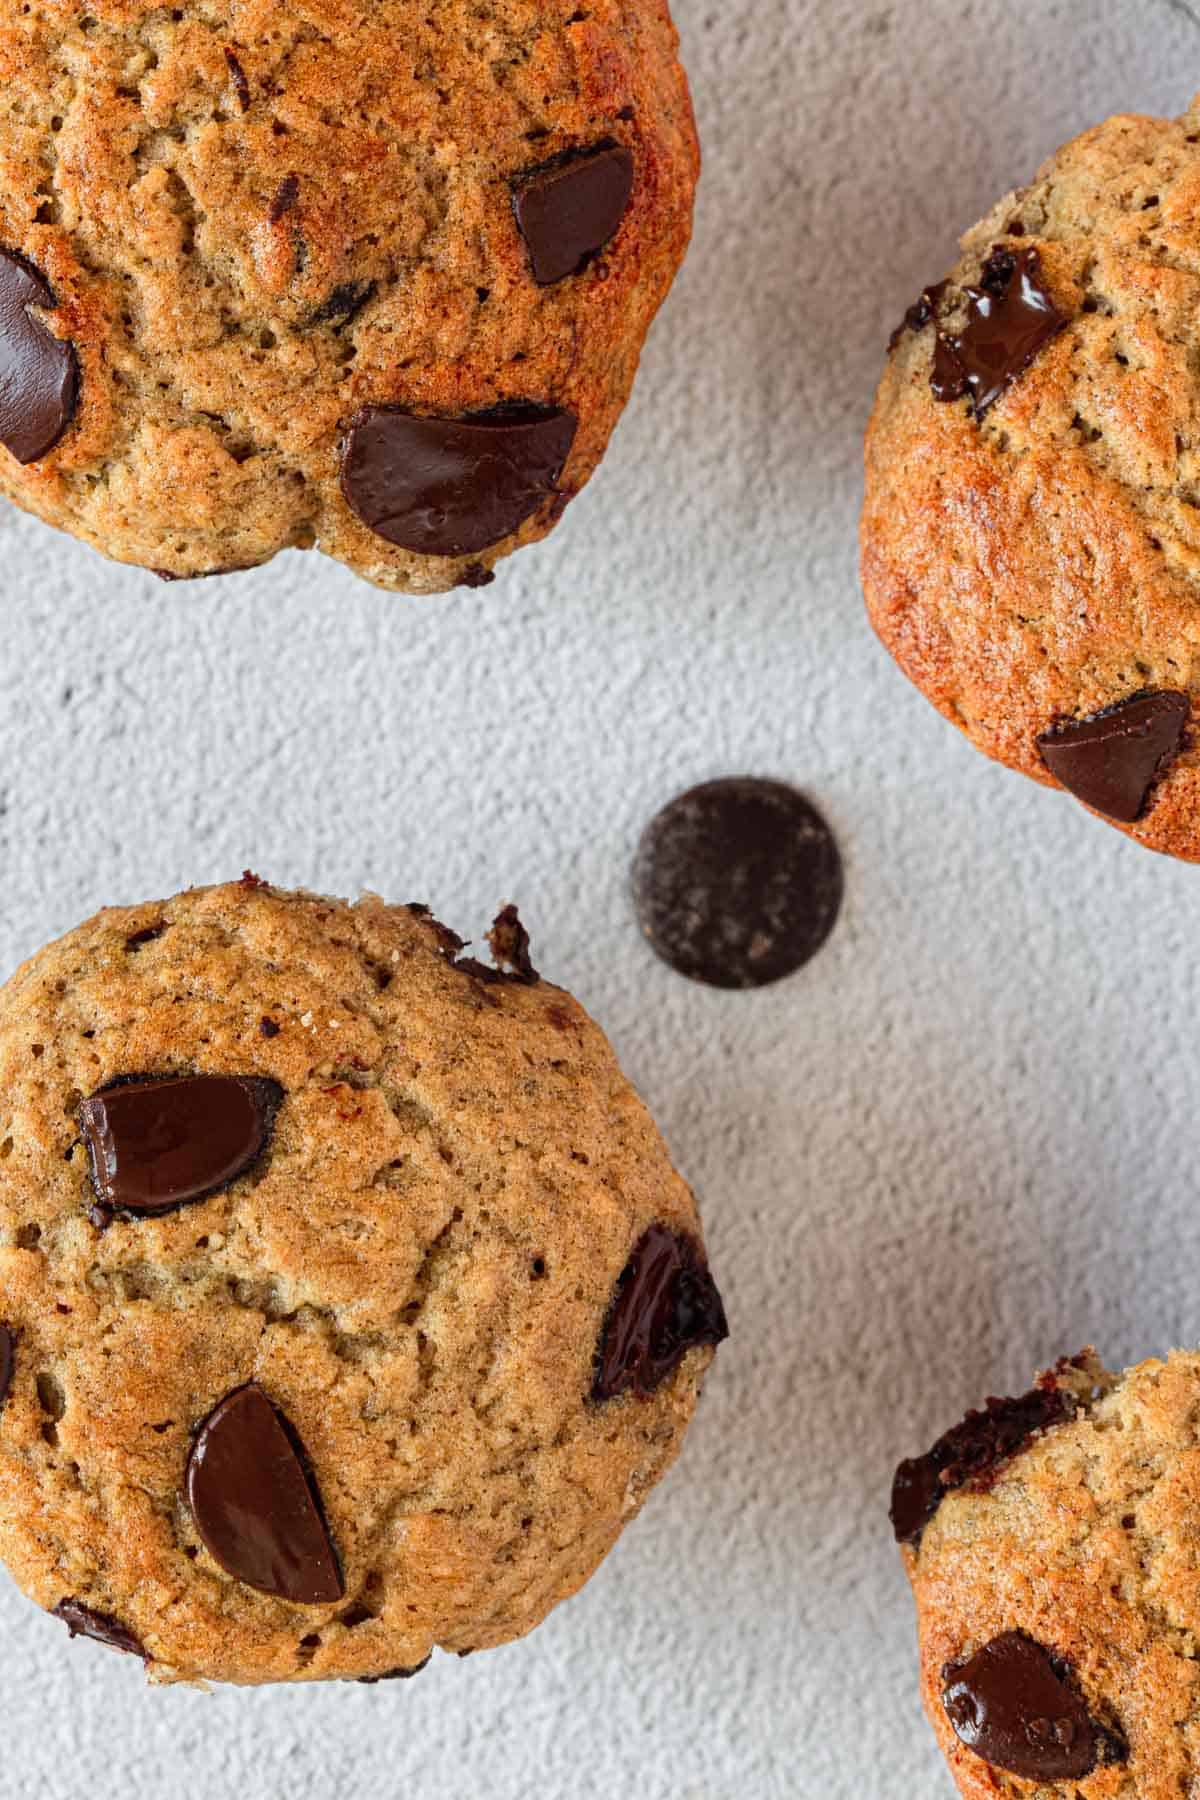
(53, 1598, 146, 1658)
(1037, 689, 1190, 824)
(890, 1383, 1072, 1547)
(78, 1074, 283, 1217)
(632, 778, 843, 990)
(593, 1225, 728, 1402)
(340, 405, 577, 557)
(0, 248, 79, 464)
(185, 1383, 344, 1604)
(942, 1632, 1124, 1782)
(512, 144, 635, 285)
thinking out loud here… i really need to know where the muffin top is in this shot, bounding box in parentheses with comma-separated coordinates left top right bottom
(0, 879, 725, 1684)
(896, 1350, 1200, 1798)
(0, 0, 698, 589)
(862, 92, 1200, 860)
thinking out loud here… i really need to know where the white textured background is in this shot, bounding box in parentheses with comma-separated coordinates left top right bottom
(0, 1, 1198, 1793)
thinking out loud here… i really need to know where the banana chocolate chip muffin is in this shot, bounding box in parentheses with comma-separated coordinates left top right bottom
(0, 0, 698, 590)
(891, 1349, 1200, 1798)
(860, 93, 1200, 860)
(0, 878, 726, 1684)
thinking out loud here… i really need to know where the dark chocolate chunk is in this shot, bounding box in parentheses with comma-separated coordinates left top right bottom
(632, 777, 843, 990)
(593, 1225, 728, 1402)
(0, 248, 79, 464)
(891, 1384, 1073, 1547)
(53, 1598, 146, 1658)
(309, 280, 376, 331)
(224, 47, 251, 112)
(451, 957, 506, 988)
(78, 1074, 283, 1217)
(340, 405, 577, 557)
(446, 905, 540, 989)
(125, 923, 166, 949)
(942, 1632, 1126, 1781)
(152, 562, 261, 582)
(0, 1325, 14, 1409)
(407, 902, 466, 955)
(485, 905, 538, 984)
(513, 143, 635, 285)
(458, 562, 496, 590)
(268, 174, 300, 224)
(1037, 689, 1189, 824)
(355, 1655, 432, 1684)
(888, 280, 949, 354)
(930, 331, 968, 403)
(260, 1016, 281, 1038)
(931, 246, 1066, 417)
(185, 1383, 344, 1604)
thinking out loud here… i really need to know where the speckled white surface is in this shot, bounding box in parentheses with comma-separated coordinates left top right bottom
(1, 1, 1198, 1794)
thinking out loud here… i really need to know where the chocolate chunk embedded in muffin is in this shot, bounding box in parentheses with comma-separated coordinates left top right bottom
(0, 881, 725, 1684)
(860, 93, 1200, 859)
(0, 0, 698, 591)
(889, 1349, 1200, 1796)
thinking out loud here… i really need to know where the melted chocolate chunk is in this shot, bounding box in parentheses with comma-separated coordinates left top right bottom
(931, 246, 1066, 417)
(888, 280, 949, 354)
(340, 405, 577, 557)
(632, 778, 843, 990)
(891, 1384, 1072, 1546)
(78, 1074, 283, 1218)
(0, 249, 79, 464)
(513, 143, 635, 285)
(1037, 689, 1190, 824)
(185, 1383, 344, 1604)
(53, 1598, 146, 1658)
(355, 1655, 432, 1684)
(458, 562, 496, 590)
(0, 1325, 14, 1409)
(942, 1633, 1126, 1782)
(593, 1225, 728, 1402)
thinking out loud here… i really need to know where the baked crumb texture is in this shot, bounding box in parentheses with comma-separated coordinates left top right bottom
(862, 93, 1200, 859)
(0, 881, 723, 1684)
(0, 0, 698, 591)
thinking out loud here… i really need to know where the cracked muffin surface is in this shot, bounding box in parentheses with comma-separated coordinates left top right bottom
(861, 92, 1200, 860)
(0, 879, 724, 1685)
(0, 0, 697, 590)
(897, 1350, 1200, 1799)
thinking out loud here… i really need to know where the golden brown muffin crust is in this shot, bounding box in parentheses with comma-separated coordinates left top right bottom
(861, 93, 1200, 859)
(0, 0, 698, 589)
(0, 880, 721, 1684)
